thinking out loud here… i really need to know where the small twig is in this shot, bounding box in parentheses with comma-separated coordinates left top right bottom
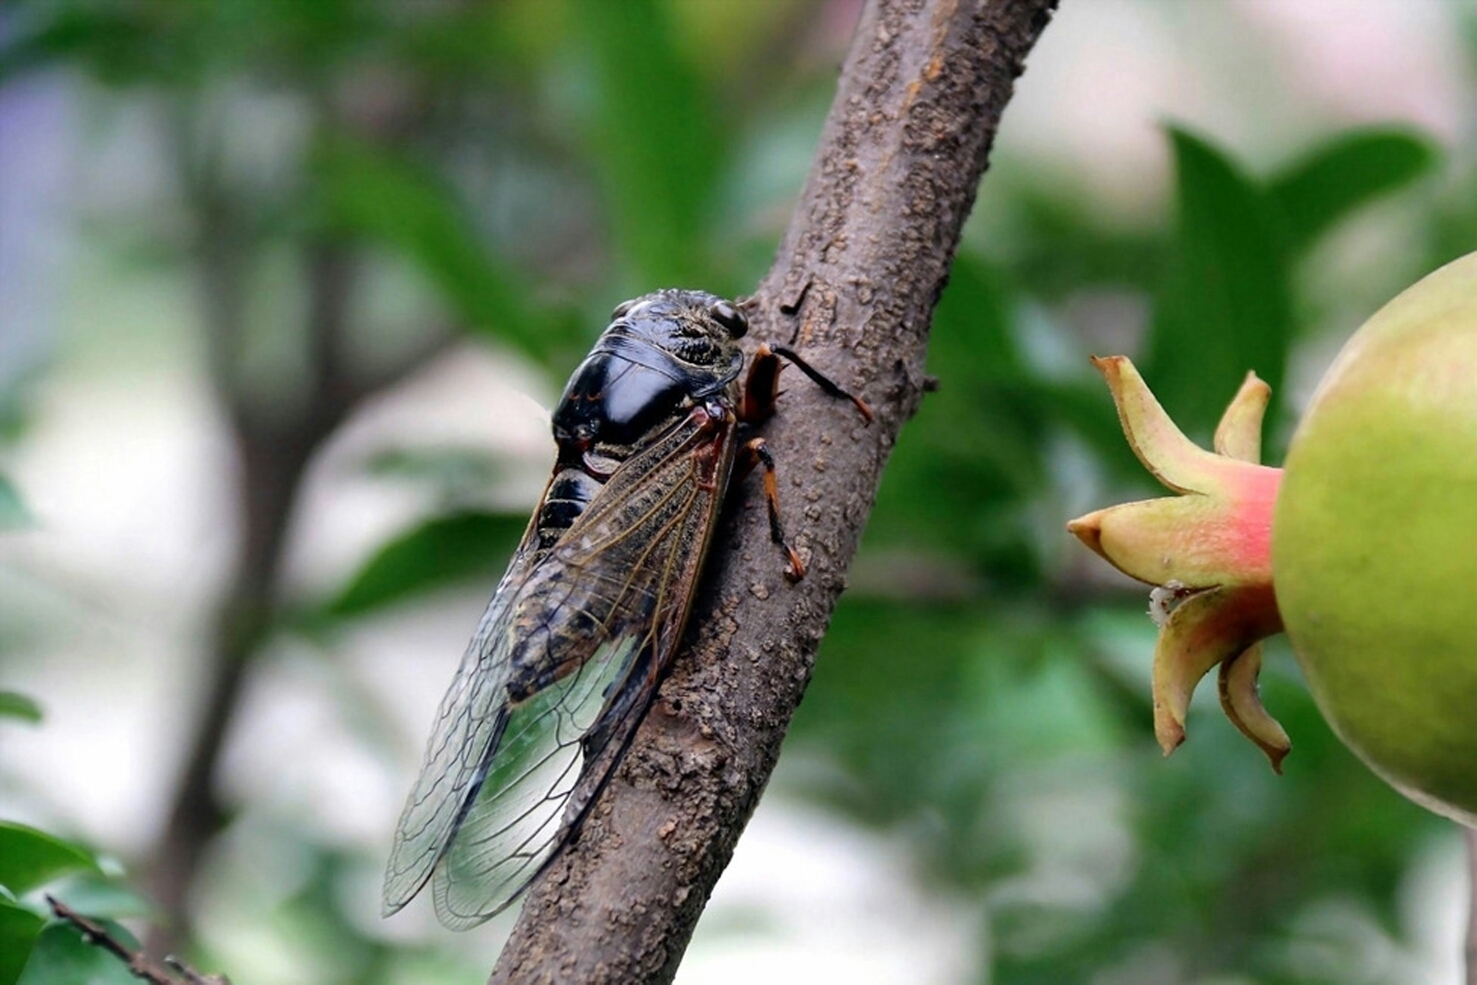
(165, 955, 232, 985)
(44, 897, 230, 985)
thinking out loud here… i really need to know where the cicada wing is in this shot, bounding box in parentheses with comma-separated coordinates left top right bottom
(388, 407, 737, 927)
(434, 409, 738, 919)
(430, 632, 640, 928)
(381, 563, 527, 917)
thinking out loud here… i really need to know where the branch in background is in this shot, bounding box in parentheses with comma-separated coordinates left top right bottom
(146, 94, 458, 954)
(490, 1, 1057, 982)
(46, 896, 231, 985)
(145, 236, 357, 959)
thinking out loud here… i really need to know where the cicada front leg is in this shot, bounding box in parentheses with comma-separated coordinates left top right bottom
(736, 343, 872, 581)
(738, 436, 805, 581)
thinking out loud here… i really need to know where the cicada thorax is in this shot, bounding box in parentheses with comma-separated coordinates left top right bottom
(531, 291, 746, 554)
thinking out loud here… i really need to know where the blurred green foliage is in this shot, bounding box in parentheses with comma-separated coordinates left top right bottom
(0, 692, 42, 724)
(913, 108, 1452, 985)
(0, 817, 148, 985)
(799, 120, 1451, 981)
(18, 920, 145, 985)
(1, 1, 1473, 983)
(0, 476, 25, 530)
(1145, 126, 1438, 439)
(0, 821, 101, 897)
(326, 511, 526, 618)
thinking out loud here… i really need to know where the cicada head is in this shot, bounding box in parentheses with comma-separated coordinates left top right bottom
(613, 289, 748, 380)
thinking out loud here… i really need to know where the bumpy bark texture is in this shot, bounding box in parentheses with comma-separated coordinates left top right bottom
(490, 0, 1058, 981)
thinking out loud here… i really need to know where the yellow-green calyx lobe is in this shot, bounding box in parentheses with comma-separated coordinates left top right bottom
(1068, 357, 1289, 770)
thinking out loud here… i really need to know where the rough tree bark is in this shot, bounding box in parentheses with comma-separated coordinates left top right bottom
(489, 0, 1058, 982)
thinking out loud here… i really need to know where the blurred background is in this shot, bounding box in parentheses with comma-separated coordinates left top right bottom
(1, 1, 1475, 982)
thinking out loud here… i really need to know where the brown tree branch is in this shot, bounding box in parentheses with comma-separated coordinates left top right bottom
(489, 0, 1057, 981)
(146, 236, 360, 957)
(147, 104, 457, 954)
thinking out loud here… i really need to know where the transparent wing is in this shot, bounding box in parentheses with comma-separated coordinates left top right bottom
(381, 560, 530, 916)
(386, 407, 736, 928)
(430, 633, 638, 928)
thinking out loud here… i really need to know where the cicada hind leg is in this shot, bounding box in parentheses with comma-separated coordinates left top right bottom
(737, 343, 872, 582)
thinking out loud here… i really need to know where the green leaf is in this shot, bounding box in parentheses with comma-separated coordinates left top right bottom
(327, 511, 528, 617)
(0, 475, 28, 529)
(573, 0, 724, 285)
(930, 254, 1022, 379)
(1144, 127, 1294, 439)
(0, 9, 163, 87)
(0, 900, 45, 985)
(16, 920, 139, 985)
(0, 824, 99, 897)
(0, 693, 42, 725)
(1268, 127, 1438, 257)
(313, 137, 569, 362)
(1, 3, 384, 89)
(1005, 183, 1165, 298)
(391, 4, 541, 81)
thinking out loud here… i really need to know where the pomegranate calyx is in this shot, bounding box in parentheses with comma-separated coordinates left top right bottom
(1067, 356, 1290, 771)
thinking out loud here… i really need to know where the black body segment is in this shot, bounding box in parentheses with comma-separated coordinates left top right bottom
(551, 294, 744, 453)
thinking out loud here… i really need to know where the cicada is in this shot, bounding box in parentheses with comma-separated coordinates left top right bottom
(382, 289, 869, 928)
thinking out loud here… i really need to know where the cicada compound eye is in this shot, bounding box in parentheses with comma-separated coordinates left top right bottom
(709, 300, 748, 338)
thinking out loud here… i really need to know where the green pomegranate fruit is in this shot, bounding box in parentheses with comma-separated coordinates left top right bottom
(1275, 255, 1477, 825)
(1068, 252, 1477, 826)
